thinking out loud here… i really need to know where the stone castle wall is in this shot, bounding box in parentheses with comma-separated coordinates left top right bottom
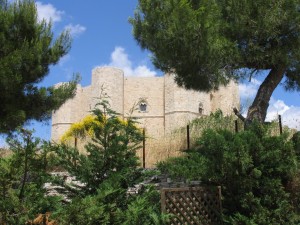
(51, 66, 240, 142)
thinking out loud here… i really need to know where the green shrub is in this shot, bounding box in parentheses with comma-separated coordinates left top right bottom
(292, 131, 300, 158)
(0, 129, 62, 224)
(119, 185, 170, 225)
(55, 178, 125, 225)
(56, 180, 169, 225)
(52, 98, 169, 224)
(53, 98, 144, 195)
(158, 122, 298, 224)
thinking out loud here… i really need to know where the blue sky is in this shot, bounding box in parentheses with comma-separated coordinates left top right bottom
(1, 0, 300, 147)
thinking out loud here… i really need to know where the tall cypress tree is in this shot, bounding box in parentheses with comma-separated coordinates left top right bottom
(0, 0, 78, 133)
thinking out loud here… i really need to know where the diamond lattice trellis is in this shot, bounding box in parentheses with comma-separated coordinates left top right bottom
(161, 186, 222, 225)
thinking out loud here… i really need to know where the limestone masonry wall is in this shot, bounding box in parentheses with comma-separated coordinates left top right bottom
(51, 66, 240, 143)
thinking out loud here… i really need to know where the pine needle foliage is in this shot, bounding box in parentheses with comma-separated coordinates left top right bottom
(0, 129, 61, 224)
(53, 98, 170, 224)
(158, 122, 299, 224)
(55, 179, 170, 225)
(55, 98, 144, 194)
(130, 0, 300, 122)
(0, 0, 78, 133)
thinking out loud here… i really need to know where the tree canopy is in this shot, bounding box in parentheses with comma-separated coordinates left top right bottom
(0, 0, 78, 133)
(130, 0, 300, 123)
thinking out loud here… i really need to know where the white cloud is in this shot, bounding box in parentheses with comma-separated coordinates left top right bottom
(281, 106, 300, 130)
(36, 2, 64, 24)
(266, 98, 290, 121)
(239, 80, 300, 130)
(106, 47, 157, 77)
(266, 99, 300, 130)
(64, 24, 86, 37)
(239, 78, 261, 99)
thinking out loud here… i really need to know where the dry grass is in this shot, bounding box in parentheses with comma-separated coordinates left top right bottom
(142, 114, 239, 168)
(140, 113, 293, 168)
(0, 148, 12, 158)
(144, 132, 186, 168)
(57, 112, 297, 168)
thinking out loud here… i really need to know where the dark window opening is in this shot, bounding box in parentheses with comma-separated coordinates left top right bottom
(140, 102, 147, 112)
(198, 103, 203, 115)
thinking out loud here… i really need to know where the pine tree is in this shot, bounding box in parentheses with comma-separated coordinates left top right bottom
(0, 129, 60, 224)
(130, 0, 300, 123)
(55, 98, 143, 194)
(0, 0, 78, 133)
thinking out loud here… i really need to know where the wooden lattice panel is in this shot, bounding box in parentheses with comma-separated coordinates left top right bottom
(161, 186, 222, 225)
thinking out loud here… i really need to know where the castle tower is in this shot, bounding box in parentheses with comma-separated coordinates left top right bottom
(210, 80, 239, 115)
(164, 73, 211, 134)
(91, 67, 124, 115)
(123, 76, 165, 137)
(51, 84, 88, 142)
(51, 67, 124, 143)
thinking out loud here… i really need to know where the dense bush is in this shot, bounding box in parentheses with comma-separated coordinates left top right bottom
(0, 129, 61, 224)
(50, 98, 169, 224)
(0, 98, 170, 224)
(55, 180, 168, 225)
(158, 122, 299, 224)
(292, 131, 300, 158)
(53, 98, 144, 194)
(3, 100, 295, 224)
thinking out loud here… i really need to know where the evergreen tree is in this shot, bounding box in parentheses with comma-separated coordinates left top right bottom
(52, 99, 170, 224)
(55, 98, 144, 194)
(130, 0, 300, 123)
(0, 129, 61, 224)
(0, 0, 78, 133)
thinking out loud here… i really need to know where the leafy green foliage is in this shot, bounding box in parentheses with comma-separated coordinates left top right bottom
(158, 122, 299, 224)
(289, 132, 300, 216)
(187, 109, 238, 133)
(131, 0, 300, 90)
(130, 0, 234, 91)
(130, 0, 300, 122)
(56, 181, 169, 225)
(0, 0, 78, 133)
(158, 152, 206, 181)
(0, 129, 62, 224)
(54, 99, 144, 194)
(292, 131, 300, 158)
(55, 179, 125, 225)
(119, 186, 170, 225)
(50, 99, 169, 224)
(0, 96, 169, 223)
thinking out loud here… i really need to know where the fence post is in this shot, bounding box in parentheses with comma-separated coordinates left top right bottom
(74, 137, 77, 148)
(143, 128, 146, 168)
(278, 115, 283, 135)
(187, 125, 190, 150)
(235, 120, 238, 133)
(160, 189, 166, 213)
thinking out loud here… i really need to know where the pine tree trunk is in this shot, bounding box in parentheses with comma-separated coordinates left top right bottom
(246, 66, 286, 123)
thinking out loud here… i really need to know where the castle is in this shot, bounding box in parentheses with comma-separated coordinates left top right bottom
(51, 66, 239, 142)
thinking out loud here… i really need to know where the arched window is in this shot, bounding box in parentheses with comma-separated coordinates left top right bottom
(139, 102, 147, 112)
(198, 103, 203, 115)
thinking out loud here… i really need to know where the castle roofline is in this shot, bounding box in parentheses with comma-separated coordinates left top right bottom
(92, 66, 124, 75)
